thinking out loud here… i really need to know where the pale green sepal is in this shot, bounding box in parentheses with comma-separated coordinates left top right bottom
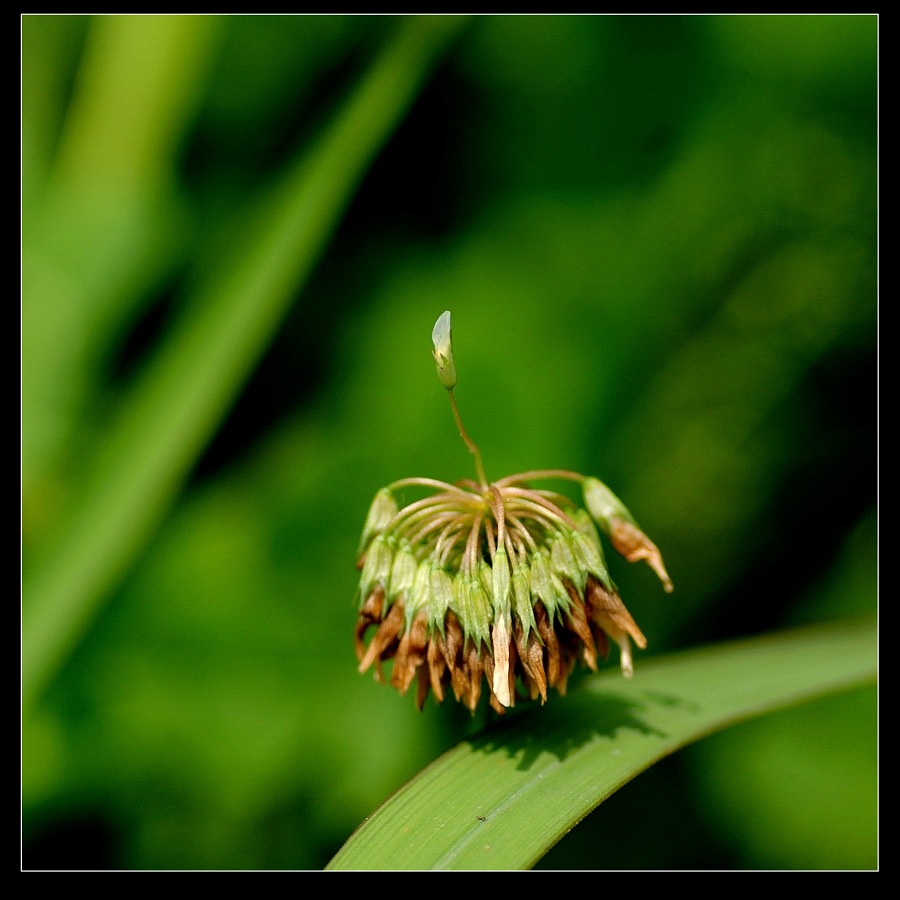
(511, 561, 537, 643)
(549, 530, 585, 593)
(491, 545, 511, 618)
(530, 549, 568, 622)
(427, 563, 454, 635)
(583, 477, 636, 534)
(388, 541, 418, 603)
(404, 558, 433, 630)
(468, 571, 493, 651)
(573, 508, 603, 548)
(358, 533, 394, 608)
(451, 575, 489, 650)
(568, 522, 614, 591)
(357, 488, 398, 557)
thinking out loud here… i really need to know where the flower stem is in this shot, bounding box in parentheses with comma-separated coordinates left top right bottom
(494, 469, 585, 488)
(447, 388, 488, 489)
(388, 476, 475, 496)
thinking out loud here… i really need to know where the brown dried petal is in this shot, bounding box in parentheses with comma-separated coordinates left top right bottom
(354, 585, 386, 661)
(585, 577, 647, 649)
(464, 641, 484, 713)
(488, 689, 507, 715)
(354, 616, 370, 664)
(415, 664, 431, 711)
(358, 598, 405, 674)
(512, 618, 532, 678)
(562, 581, 598, 671)
(361, 584, 385, 621)
(513, 618, 545, 702)
(427, 635, 447, 703)
(555, 644, 577, 696)
(525, 632, 547, 703)
(449, 664, 468, 704)
(534, 601, 562, 689)
(409, 609, 429, 652)
(442, 611, 464, 670)
(610, 519, 673, 592)
(391, 634, 414, 693)
(490, 616, 512, 707)
(483, 653, 495, 703)
(506, 637, 519, 708)
(591, 624, 610, 660)
(391, 610, 429, 695)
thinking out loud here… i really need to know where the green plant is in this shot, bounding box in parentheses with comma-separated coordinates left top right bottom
(22, 15, 877, 871)
(330, 618, 874, 869)
(338, 312, 876, 869)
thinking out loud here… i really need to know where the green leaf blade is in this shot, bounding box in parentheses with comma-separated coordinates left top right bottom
(327, 618, 876, 870)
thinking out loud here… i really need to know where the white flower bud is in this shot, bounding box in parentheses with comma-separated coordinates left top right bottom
(431, 310, 457, 389)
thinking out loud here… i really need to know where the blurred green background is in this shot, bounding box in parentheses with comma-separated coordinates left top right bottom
(22, 14, 877, 869)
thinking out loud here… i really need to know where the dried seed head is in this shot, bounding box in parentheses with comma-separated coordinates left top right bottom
(353, 318, 672, 712)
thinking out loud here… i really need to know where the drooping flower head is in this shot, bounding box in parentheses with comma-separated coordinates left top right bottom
(354, 312, 673, 714)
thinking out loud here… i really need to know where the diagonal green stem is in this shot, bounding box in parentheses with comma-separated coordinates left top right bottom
(22, 15, 471, 714)
(448, 388, 487, 488)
